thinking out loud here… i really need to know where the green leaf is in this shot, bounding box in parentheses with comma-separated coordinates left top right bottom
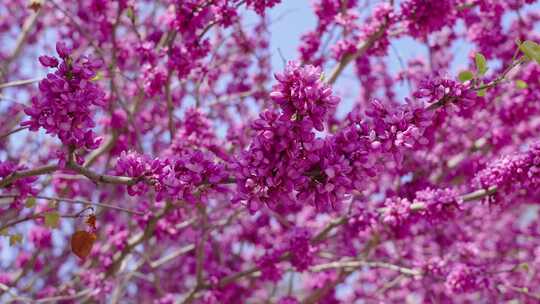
(458, 70, 474, 82)
(90, 71, 103, 81)
(517, 262, 530, 273)
(44, 211, 60, 229)
(515, 79, 528, 89)
(9, 234, 22, 246)
(477, 88, 487, 97)
(126, 7, 135, 21)
(475, 53, 488, 76)
(25, 197, 36, 208)
(518, 40, 540, 64)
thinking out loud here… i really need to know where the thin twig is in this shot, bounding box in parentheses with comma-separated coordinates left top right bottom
(0, 78, 41, 89)
(0, 164, 59, 188)
(105, 203, 175, 276)
(0, 210, 88, 232)
(0, 194, 144, 216)
(0, 126, 28, 140)
(326, 9, 391, 85)
(1, 6, 43, 79)
(311, 260, 423, 276)
(66, 160, 143, 186)
(150, 244, 196, 269)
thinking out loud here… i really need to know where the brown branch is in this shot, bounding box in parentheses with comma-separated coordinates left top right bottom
(0, 126, 28, 140)
(49, 0, 105, 58)
(311, 215, 348, 244)
(164, 30, 178, 142)
(83, 132, 118, 168)
(0, 252, 39, 298)
(34, 288, 93, 303)
(0, 164, 58, 188)
(311, 259, 423, 276)
(0, 78, 41, 89)
(150, 243, 196, 269)
(461, 186, 498, 202)
(427, 56, 526, 111)
(380, 185, 499, 214)
(197, 214, 353, 292)
(66, 160, 143, 186)
(1, 6, 42, 81)
(0, 211, 84, 234)
(326, 9, 391, 85)
(0, 194, 143, 216)
(105, 203, 175, 277)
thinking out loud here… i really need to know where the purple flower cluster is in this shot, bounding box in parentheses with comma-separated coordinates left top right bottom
(358, 2, 394, 55)
(444, 264, 479, 294)
(287, 227, 313, 271)
(270, 61, 339, 131)
(142, 65, 167, 97)
(235, 62, 341, 212)
(23, 42, 106, 150)
(295, 139, 354, 210)
(381, 188, 463, 235)
(363, 97, 434, 166)
(414, 76, 476, 109)
(380, 197, 413, 234)
(256, 251, 283, 282)
(28, 226, 52, 248)
(414, 187, 463, 222)
(116, 150, 226, 202)
(168, 108, 228, 160)
(256, 227, 314, 281)
(115, 151, 165, 196)
(245, 0, 282, 15)
(234, 110, 304, 212)
(159, 150, 227, 202)
(400, 0, 457, 39)
(421, 257, 447, 277)
(118, 110, 222, 192)
(475, 142, 540, 190)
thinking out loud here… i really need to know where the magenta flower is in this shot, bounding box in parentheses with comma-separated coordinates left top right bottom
(23, 42, 106, 150)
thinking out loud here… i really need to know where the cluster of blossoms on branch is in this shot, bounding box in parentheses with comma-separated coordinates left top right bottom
(234, 61, 341, 212)
(23, 42, 106, 150)
(2, 0, 540, 303)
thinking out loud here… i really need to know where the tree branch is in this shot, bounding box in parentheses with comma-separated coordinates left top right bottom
(0, 164, 58, 188)
(326, 6, 391, 85)
(311, 259, 423, 276)
(0, 78, 41, 89)
(0, 194, 144, 216)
